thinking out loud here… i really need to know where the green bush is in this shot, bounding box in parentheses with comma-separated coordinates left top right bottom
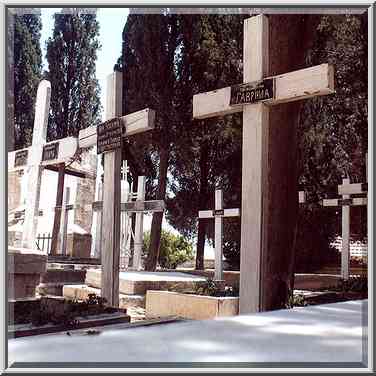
(143, 230, 194, 269)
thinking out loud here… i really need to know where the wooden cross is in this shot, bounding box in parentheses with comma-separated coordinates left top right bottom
(198, 189, 240, 281)
(8, 80, 80, 250)
(321, 178, 367, 280)
(78, 71, 155, 306)
(193, 15, 335, 313)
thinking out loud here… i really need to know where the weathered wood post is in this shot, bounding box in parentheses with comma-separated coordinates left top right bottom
(101, 72, 122, 307)
(60, 187, 70, 256)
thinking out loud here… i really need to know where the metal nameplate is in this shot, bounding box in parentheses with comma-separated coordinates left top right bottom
(230, 78, 274, 106)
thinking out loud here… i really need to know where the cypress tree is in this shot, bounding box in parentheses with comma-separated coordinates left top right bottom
(13, 10, 42, 149)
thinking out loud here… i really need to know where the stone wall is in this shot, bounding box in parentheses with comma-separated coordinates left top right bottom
(73, 152, 96, 233)
(8, 171, 22, 212)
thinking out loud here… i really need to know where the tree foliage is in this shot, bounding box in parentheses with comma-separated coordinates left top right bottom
(295, 14, 368, 271)
(122, 9, 181, 270)
(45, 8, 102, 141)
(13, 11, 42, 149)
(142, 230, 194, 269)
(167, 14, 246, 268)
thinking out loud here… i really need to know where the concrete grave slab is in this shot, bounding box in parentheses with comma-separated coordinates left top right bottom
(8, 300, 367, 365)
(85, 269, 207, 295)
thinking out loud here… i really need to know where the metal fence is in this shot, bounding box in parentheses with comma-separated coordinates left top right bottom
(36, 232, 52, 254)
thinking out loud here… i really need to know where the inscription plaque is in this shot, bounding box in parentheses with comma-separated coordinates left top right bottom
(97, 118, 122, 154)
(42, 142, 59, 161)
(213, 209, 224, 216)
(14, 149, 28, 167)
(230, 78, 274, 106)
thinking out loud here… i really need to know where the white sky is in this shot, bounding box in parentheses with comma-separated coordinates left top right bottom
(37, 8, 215, 259)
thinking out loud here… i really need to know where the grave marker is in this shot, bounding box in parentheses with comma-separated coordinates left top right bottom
(78, 71, 155, 306)
(198, 189, 240, 281)
(193, 15, 335, 313)
(321, 178, 367, 280)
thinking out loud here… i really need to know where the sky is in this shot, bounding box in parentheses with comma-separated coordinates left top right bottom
(38, 8, 215, 259)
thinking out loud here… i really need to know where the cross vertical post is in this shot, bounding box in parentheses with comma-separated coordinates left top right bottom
(21, 80, 51, 249)
(94, 181, 103, 259)
(101, 72, 122, 307)
(341, 178, 351, 280)
(133, 176, 146, 270)
(60, 187, 70, 256)
(239, 15, 269, 314)
(214, 189, 224, 281)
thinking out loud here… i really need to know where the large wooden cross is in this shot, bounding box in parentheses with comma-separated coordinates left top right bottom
(198, 189, 240, 281)
(193, 15, 335, 313)
(78, 71, 155, 306)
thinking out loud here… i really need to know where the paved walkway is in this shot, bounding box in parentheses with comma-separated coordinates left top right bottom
(8, 300, 367, 368)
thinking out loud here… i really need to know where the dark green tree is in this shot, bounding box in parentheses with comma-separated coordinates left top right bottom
(13, 10, 42, 149)
(167, 14, 246, 269)
(122, 9, 181, 271)
(295, 14, 368, 272)
(45, 8, 102, 141)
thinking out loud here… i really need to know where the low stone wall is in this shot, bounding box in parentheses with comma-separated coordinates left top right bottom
(145, 290, 239, 320)
(8, 247, 47, 300)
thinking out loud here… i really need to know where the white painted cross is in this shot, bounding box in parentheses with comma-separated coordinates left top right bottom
(78, 71, 156, 306)
(193, 15, 335, 313)
(321, 178, 367, 280)
(198, 189, 240, 281)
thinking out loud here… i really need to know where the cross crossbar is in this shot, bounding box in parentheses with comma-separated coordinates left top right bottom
(321, 197, 367, 207)
(338, 182, 368, 195)
(193, 64, 334, 120)
(198, 208, 240, 218)
(92, 200, 165, 213)
(78, 108, 156, 149)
